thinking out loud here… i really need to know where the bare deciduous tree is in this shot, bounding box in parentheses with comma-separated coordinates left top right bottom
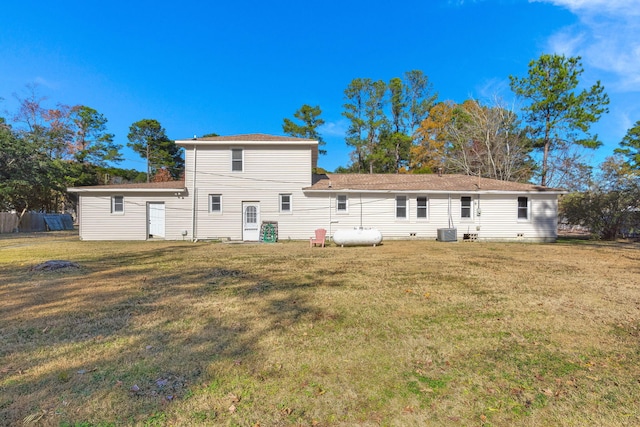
(444, 98, 534, 182)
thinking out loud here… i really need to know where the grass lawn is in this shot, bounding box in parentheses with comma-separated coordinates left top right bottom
(1, 232, 639, 426)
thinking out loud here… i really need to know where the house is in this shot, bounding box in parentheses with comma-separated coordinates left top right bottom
(68, 133, 564, 242)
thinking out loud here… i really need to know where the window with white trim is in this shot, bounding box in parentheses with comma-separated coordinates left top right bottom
(461, 196, 472, 219)
(209, 194, 222, 213)
(111, 196, 124, 214)
(336, 194, 348, 213)
(231, 148, 243, 172)
(417, 196, 428, 219)
(517, 197, 529, 220)
(280, 194, 292, 212)
(396, 195, 407, 219)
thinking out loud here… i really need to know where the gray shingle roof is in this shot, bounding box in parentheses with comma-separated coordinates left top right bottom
(306, 173, 561, 193)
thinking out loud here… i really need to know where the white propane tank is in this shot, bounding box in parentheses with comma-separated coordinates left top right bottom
(333, 227, 383, 247)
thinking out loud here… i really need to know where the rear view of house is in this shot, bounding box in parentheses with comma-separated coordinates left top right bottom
(68, 134, 563, 242)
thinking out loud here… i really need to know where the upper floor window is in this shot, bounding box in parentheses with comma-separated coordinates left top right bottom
(518, 197, 529, 220)
(396, 195, 407, 219)
(209, 194, 222, 213)
(461, 196, 472, 219)
(280, 194, 292, 212)
(417, 196, 428, 219)
(231, 148, 243, 172)
(111, 196, 124, 214)
(336, 194, 348, 213)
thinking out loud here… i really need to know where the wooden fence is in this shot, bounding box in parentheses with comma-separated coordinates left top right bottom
(0, 213, 19, 233)
(0, 213, 74, 234)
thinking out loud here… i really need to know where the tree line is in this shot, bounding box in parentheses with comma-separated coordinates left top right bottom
(0, 86, 184, 218)
(282, 55, 627, 188)
(280, 54, 639, 239)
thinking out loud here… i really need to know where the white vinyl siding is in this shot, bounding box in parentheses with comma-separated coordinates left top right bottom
(78, 188, 559, 242)
(396, 195, 407, 219)
(111, 196, 124, 214)
(187, 144, 315, 240)
(78, 192, 190, 241)
(448, 194, 557, 241)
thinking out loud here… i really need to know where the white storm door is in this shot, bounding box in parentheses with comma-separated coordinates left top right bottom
(148, 202, 165, 238)
(242, 202, 260, 241)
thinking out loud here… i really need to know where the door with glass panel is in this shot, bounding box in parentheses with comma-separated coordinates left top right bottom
(242, 202, 260, 241)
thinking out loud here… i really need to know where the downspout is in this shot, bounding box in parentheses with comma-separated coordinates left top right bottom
(329, 192, 339, 240)
(448, 193, 453, 229)
(329, 193, 332, 238)
(477, 194, 482, 231)
(191, 145, 197, 242)
(77, 195, 82, 240)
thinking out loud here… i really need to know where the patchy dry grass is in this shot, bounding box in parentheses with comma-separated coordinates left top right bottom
(1, 232, 639, 426)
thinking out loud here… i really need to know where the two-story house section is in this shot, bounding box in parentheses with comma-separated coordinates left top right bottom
(178, 133, 319, 241)
(68, 133, 564, 242)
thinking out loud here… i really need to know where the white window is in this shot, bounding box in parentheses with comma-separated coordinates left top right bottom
(461, 196, 472, 219)
(396, 195, 407, 219)
(209, 194, 222, 213)
(231, 148, 243, 172)
(336, 194, 348, 213)
(518, 197, 529, 220)
(111, 196, 124, 214)
(417, 196, 428, 219)
(280, 194, 292, 212)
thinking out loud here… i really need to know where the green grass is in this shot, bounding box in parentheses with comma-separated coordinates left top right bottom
(1, 231, 639, 426)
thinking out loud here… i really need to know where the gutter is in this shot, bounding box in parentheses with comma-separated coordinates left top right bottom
(67, 187, 186, 193)
(302, 189, 567, 195)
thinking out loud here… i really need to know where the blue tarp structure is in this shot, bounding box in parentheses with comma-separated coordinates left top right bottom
(43, 214, 75, 231)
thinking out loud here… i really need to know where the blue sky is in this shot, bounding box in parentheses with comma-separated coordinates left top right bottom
(1, 0, 638, 173)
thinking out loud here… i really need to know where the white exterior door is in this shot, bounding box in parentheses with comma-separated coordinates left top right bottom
(242, 202, 260, 241)
(148, 202, 165, 238)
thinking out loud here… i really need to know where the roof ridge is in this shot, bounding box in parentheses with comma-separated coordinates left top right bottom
(184, 133, 316, 142)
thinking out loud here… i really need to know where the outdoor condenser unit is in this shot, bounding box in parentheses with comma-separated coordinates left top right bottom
(437, 228, 457, 242)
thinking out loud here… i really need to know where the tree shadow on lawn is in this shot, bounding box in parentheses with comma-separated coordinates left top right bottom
(556, 235, 640, 250)
(0, 245, 198, 323)
(0, 244, 343, 425)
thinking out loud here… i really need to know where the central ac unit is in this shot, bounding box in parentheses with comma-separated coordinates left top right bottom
(437, 228, 457, 242)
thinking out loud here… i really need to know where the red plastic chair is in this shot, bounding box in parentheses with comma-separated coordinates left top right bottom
(310, 228, 327, 248)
